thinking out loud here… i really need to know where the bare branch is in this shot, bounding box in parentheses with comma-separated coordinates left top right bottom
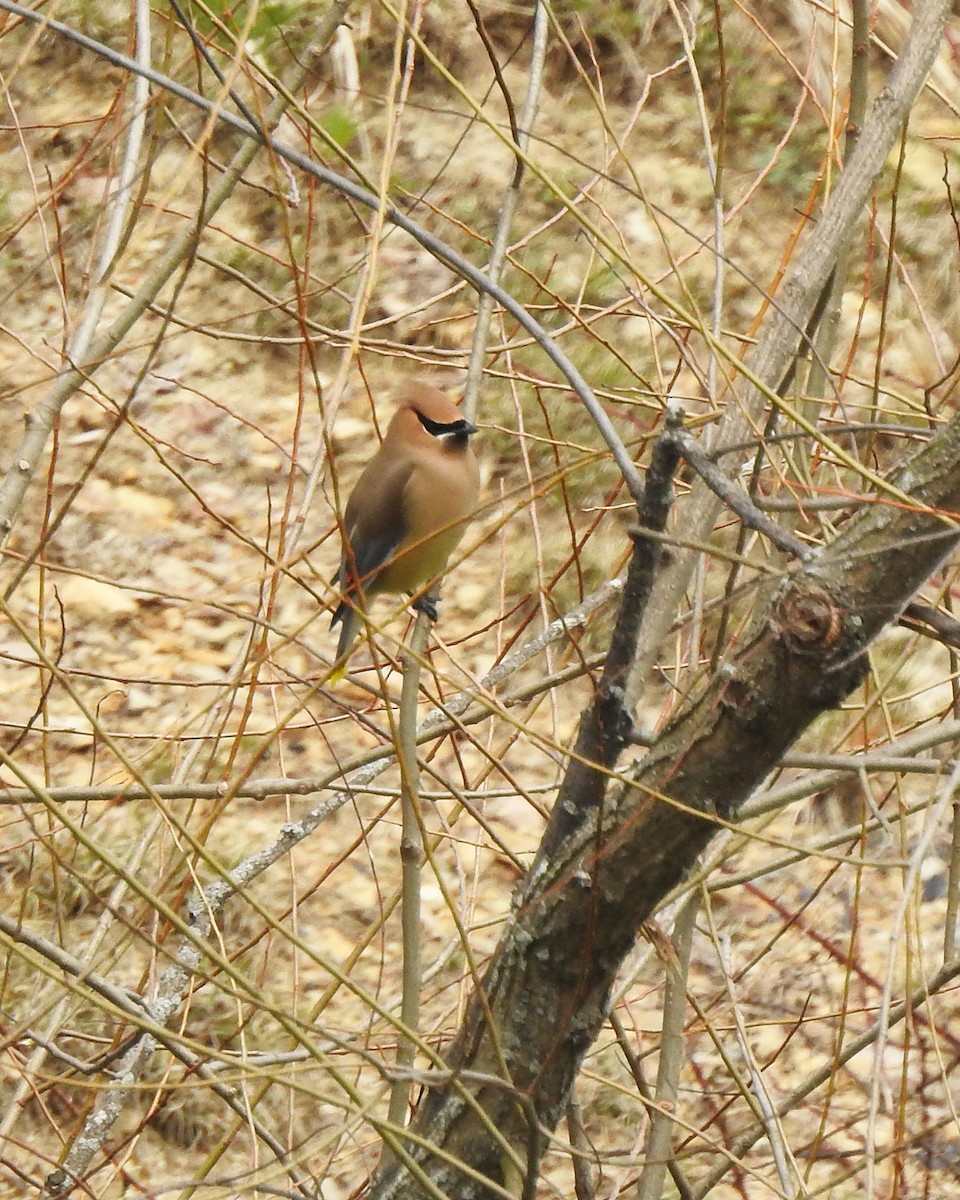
(632, 0, 952, 685)
(369, 404, 960, 1199)
(0, 0, 645, 501)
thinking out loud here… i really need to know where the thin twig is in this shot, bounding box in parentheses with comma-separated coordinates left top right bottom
(383, 3, 548, 1154)
(0, 1, 347, 544)
(946, 794, 960, 959)
(742, 719, 960, 821)
(900, 602, 960, 651)
(0, 0, 645, 502)
(0, 0, 155, 1151)
(565, 1093, 596, 1200)
(865, 758, 960, 1193)
(689, 953, 960, 1199)
(384, 624, 428, 1143)
(717, 931, 800, 1200)
(608, 1011, 695, 1199)
(629, 0, 951, 691)
(3, 5, 354, 1185)
(2, 728, 952, 809)
(668, 424, 811, 561)
(462, 0, 548, 422)
(0, 913, 317, 1199)
(636, 892, 699, 1200)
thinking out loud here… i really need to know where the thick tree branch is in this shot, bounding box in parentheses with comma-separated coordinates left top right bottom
(631, 0, 951, 690)
(535, 419, 680, 867)
(369, 407, 960, 1198)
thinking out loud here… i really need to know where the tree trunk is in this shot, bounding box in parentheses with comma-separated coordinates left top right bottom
(369, 414, 960, 1199)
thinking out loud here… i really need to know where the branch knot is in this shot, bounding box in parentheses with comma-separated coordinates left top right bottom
(775, 582, 843, 656)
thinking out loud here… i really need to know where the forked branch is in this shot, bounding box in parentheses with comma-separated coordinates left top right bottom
(369, 410, 960, 1199)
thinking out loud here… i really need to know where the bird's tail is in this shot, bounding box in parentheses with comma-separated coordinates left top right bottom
(329, 601, 360, 683)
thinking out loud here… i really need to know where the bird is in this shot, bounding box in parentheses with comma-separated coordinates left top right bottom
(330, 383, 480, 676)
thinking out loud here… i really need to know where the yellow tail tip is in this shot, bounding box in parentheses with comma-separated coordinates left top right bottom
(329, 662, 347, 685)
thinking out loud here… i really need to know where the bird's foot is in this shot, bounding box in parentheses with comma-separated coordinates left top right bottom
(412, 594, 439, 622)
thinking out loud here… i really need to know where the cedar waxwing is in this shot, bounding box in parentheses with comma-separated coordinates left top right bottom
(330, 384, 480, 672)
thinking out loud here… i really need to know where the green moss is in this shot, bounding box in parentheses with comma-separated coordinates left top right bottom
(318, 105, 360, 152)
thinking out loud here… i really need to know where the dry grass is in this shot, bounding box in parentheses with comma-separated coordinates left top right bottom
(1, 0, 959, 1196)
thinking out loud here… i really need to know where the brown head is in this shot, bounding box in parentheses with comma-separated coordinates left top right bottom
(385, 384, 477, 451)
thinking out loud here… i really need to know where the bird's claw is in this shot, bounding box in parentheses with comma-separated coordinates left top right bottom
(413, 595, 439, 622)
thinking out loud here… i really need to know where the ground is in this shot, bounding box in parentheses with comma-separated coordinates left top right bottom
(1, 1, 959, 1196)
